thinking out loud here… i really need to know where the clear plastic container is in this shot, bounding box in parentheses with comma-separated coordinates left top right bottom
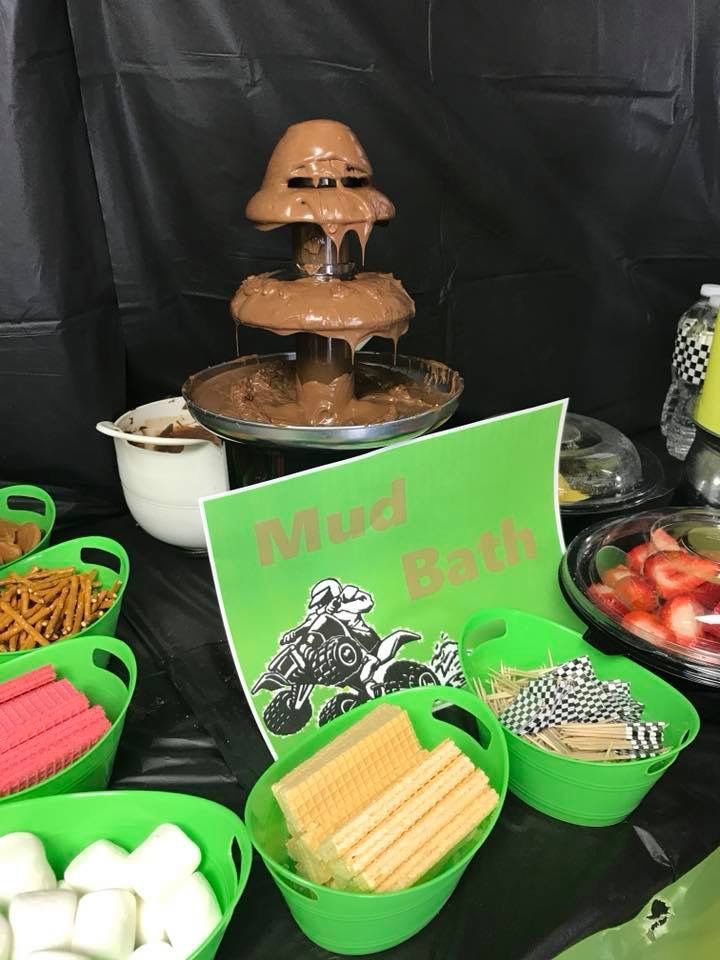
(558, 413, 667, 512)
(561, 507, 720, 687)
(661, 284, 720, 461)
(559, 414, 643, 504)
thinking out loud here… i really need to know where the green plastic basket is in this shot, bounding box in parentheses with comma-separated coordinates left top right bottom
(0, 633, 136, 804)
(0, 484, 56, 573)
(0, 790, 252, 960)
(245, 685, 509, 956)
(460, 608, 701, 827)
(0, 536, 129, 662)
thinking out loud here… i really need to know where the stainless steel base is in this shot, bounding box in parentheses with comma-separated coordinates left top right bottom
(182, 351, 463, 451)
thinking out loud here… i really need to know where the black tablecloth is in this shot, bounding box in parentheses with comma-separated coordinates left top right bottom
(46, 456, 719, 960)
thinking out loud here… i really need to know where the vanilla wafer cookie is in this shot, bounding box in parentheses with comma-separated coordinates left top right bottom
(330, 753, 479, 884)
(351, 769, 492, 891)
(318, 739, 461, 863)
(286, 838, 332, 885)
(274, 705, 406, 797)
(274, 706, 423, 838)
(291, 831, 337, 879)
(376, 785, 500, 892)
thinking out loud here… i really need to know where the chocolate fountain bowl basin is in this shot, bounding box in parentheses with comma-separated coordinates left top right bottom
(182, 352, 463, 451)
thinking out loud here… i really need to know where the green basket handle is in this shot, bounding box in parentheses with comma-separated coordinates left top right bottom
(460, 608, 540, 659)
(0, 484, 56, 525)
(86, 635, 138, 699)
(382, 684, 503, 755)
(266, 862, 323, 902)
(646, 753, 677, 776)
(227, 820, 254, 900)
(72, 537, 131, 588)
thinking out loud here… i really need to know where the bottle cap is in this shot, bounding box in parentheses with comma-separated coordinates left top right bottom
(700, 283, 720, 303)
(695, 315, 720, 436)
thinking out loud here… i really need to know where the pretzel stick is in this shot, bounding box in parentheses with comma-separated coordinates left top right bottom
(0, 603, 54, 641)
(71, 580, 85, 635)
(20, 566, 74, 581)
(26, 574, 73, 593)
(30, 582, 67, 604)
(92, 588, 107, 611)
(63, 576, 79, 634)
(45, 587, 68, 639)
(82, 573, 93, 625)
(0, 601, 48, 647)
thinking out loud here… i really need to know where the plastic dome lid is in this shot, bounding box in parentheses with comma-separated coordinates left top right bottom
(561, 507, 720, 687)
(558, 414, 664, 511)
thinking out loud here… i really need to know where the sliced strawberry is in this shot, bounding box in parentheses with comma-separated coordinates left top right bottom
(660, 595, 704, 646)
(615, 575, 658, 612)
(622, 610, 673, 648)
(627, 542, 657, 575)
(691, 580, 720, 609)
(600, 564, 632, 588)
(644, 551, 720, 599)
(587, 584, 629, 621)
(701, 600, 720, 641)
(651, 528, 682, 552)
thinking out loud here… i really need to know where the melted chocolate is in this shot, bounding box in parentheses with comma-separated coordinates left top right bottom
(246, 119, 394, 258)
(231, 272, 412, 351)
(191, 359, 446, 427)
(224, 119, 436, 424)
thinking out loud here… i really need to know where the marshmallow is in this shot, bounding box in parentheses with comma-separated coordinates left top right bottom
(0, 835, 56, 908)
(126, 826, 201, 902)
(0, 914, 11, 960)
(72, 890, 136, 960)
(64, 841, 129, 894)
(135, 898, 166, 948)
(131, 947, 178, 960)
(9, 890, 76, 960)
(161, 874, 221, 959)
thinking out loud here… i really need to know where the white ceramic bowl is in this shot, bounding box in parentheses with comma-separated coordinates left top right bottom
(98, 397, 230, 550)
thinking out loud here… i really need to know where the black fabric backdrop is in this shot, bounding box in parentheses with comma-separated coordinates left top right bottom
(3, 2, 720, 958)
(4, 0, 720, 491)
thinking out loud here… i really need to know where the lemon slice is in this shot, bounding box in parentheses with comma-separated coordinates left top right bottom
(558, 473, 590, 504)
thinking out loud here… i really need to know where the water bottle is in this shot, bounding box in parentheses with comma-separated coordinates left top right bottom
(661, 284, 719, 460)
(679, 319, 720, 507)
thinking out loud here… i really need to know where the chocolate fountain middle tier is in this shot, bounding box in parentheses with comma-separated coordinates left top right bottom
(230, 272, 413, 352)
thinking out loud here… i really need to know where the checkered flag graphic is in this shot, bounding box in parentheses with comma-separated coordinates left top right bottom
(674, 327, 714, 386)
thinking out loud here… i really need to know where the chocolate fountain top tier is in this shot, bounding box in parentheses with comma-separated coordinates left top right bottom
(245, 120, 395, 246)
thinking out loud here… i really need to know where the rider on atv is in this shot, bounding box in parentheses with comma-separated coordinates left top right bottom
(280, 578, 381, 655)
(253, 577, 437, 734)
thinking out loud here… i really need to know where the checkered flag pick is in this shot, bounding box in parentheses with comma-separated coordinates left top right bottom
(500, 656, 600, 734)
(500, 657, 649, 735)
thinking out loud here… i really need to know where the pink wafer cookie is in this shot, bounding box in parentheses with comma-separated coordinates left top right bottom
(0, 679, 89, 753)
(0, 705, 111, 796)
(0, 665, 55, 703)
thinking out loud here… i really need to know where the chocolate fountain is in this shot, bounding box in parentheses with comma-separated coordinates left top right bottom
(183, 120, 462, 477)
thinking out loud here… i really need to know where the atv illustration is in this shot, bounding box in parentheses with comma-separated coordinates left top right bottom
(251, 578, 445, 735)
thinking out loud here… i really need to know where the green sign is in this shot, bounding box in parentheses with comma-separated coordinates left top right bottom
(202, 400, 580, 758)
